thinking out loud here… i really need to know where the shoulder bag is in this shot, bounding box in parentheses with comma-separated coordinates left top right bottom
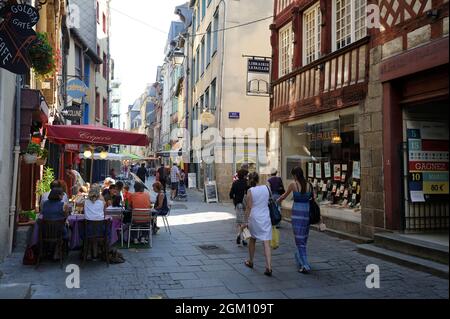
(308, 183, 321, 225)
(266, 186, 282, 225)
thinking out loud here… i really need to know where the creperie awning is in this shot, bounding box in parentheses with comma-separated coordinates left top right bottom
(45, 124, 149, 146)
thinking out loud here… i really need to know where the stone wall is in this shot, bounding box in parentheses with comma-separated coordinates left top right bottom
(359, 45, 385, 238)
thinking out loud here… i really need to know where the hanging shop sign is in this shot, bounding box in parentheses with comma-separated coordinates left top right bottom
(62, 105, 83, 122)
(407, 121, 449, 202)
(200, 111, 216, 127)
(0, 4, 39, 74)
(246, 57, 270, 96)
(67, 78, 88, 99)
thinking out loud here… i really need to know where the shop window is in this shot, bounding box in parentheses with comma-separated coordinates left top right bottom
(282, 109, 361, 210)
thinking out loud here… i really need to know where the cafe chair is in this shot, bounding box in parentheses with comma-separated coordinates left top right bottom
(158, 205, 172, 235)
(82, 219, 111, 267)
(129, 209, 153, 249)
(105, 207, 125, 247)
(36, 219, 67, 269)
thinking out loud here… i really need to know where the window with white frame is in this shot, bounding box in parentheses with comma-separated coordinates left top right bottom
(333, 0, 367, 51)
(278, 22, 293, 77)
(206, 24, 211, 66)
(277, 0, 294, 15)
(303, 3, 322, 65)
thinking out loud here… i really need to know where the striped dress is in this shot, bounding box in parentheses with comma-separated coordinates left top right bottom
(291, 184, 312, 271)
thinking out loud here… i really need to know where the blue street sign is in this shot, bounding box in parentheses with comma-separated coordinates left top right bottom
(229, 112, 240, 119)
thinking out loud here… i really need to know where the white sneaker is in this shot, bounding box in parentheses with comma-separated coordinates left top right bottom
(140, 238, 148, 244)
(133, 238, 139, 245)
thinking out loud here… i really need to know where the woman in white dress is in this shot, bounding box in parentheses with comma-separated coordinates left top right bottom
(244, 172, 273, 276)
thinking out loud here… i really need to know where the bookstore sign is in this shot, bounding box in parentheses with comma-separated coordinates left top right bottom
(246, 57, 270, 96)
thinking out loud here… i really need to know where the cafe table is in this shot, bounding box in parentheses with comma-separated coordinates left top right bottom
(30, 213, 123, 249)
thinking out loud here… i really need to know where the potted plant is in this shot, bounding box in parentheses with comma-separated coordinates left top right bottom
(36, 148, 48, 166)
(24, 143, 41, 164)
(28, 32, 56, 79)
(37, 167, 54, 198)
(18, 211, 30, 224)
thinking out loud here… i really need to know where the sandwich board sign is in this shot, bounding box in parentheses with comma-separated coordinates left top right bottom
(205, 181, 218, 203)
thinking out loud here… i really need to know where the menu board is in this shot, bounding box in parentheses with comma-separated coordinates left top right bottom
(188, 173, 197, 189)
(205, 181, 219, 203)
(407, 121, 449, 202)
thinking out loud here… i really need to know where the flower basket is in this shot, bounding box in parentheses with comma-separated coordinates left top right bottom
(36, 157, 47, 166)
(23, 153, 38, 164)
(28, 32, 56, 79)
(18, 212, 30, 224)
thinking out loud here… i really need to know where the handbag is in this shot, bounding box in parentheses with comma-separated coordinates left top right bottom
(242, 227, 252, 240)
(271, 226, 280, 250)
(23, 245, 38, 266)
(308, 183, 321, 225)
(266, 186, 282, 226)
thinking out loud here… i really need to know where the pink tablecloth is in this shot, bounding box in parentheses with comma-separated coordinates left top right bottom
(30, 215, 122, 249)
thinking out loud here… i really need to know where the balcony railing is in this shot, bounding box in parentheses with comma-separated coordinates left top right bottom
(271, 38, 369, 120)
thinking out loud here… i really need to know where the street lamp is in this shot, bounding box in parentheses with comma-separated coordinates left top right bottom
(172, 51, 185, 66)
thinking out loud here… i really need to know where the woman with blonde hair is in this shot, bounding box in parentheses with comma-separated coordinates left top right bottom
(84, 184, 105, 221)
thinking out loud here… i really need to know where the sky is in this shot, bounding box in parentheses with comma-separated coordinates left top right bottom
(110, 0, 183, 119)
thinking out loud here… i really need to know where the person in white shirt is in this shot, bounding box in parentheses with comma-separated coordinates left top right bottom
(170, 163, 181, 200)
(40, 180, 69, 211)
(84, 185, 105, 221)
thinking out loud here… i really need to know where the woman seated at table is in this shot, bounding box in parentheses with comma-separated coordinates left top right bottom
(129, 182, 152, 244)
(41, 188, 70, 239)
(151, 182, 169, 234)
(84, 185, 109, 259)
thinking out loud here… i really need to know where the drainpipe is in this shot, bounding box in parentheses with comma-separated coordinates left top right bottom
(9, 75, 22, 255)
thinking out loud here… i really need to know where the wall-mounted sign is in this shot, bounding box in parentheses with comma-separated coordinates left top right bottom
(188, 173, 197, 189)
(0, 4, 39, 74)
(62, 105, 83, 122)
(67, 78, 88, 99)
(247, 57, 270, 97)
(228, 112, 240, 119)
(407, 121, 449, 202)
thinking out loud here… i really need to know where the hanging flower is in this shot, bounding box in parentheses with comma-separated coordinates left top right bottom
(28, 32, 56, 79)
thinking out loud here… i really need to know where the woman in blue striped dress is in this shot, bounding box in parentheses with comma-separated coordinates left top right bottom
(277, 167, 312, 273)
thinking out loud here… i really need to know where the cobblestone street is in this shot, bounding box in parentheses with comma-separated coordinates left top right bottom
(0, 189, 448, 299)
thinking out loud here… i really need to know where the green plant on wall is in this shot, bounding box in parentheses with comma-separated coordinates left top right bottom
(28, 32, 56, 79)
(26, 143, 42, 155)
(37, 166, 55, 197)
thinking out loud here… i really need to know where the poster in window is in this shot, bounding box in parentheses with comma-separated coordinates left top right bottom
(324, 162, 331, 178)
(333, 164, 341, 181)
(308, 162, 314, 178)
(315, 163, 322, 179)
(342, 164, 348, 171)
(353, 161, 361, 179)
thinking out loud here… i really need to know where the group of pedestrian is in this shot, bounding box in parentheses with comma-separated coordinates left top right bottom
(229, 165, 313, 277)
(156, 163, 187, 201)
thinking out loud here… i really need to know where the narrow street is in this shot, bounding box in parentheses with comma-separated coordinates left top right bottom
(0, 183, 447, 299)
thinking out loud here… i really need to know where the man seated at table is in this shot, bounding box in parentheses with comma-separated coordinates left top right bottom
(103, 184, 119, 207)
(129, 182, 152, 244)
(40, 180, 69, 212)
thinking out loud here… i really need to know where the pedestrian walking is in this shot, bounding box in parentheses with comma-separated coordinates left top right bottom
(244, 172, 273, 277)
(157, 164, 167, 191)
(267, 168, 285, 229)
(229, 169, 250, 247)
(277, 166, 313, 273)
(233, 163, 249, 182)
(170, 163, 181, 200)
(137, 163, 148, 184)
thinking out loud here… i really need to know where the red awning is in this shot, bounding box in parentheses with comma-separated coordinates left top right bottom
(46, 124, 149, 146)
